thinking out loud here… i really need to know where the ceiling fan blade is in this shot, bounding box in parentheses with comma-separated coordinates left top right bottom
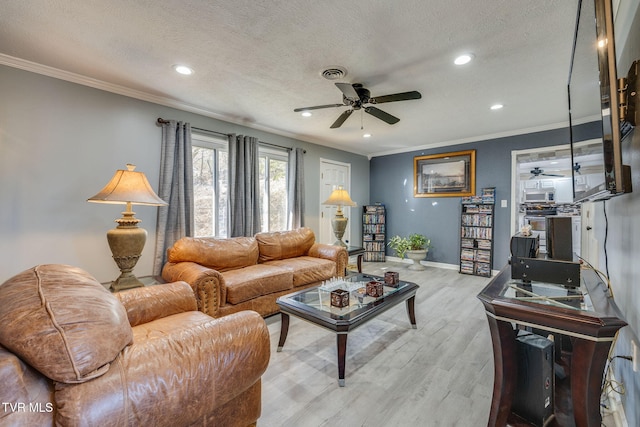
(293, 103, 344, 112)
(335, 82, 359, 100)
(330, 109, 354, 128)
(364, 106, 400, 125)
(370, 91, 422, 104)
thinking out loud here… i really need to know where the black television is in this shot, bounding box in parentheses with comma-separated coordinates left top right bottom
(568, 0, 635, 202)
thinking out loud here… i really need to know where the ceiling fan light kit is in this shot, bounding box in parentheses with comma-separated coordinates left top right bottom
(294, 82, 422, 129)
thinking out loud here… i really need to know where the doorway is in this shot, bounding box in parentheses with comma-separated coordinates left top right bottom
(510, 145, 573, 234)
(510, 145, 581, 256)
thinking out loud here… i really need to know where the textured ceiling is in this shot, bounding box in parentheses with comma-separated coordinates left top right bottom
(0, 0, 580, 157)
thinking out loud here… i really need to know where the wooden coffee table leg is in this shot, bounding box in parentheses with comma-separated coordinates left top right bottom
(337, 332, 348, 387)
(357, 254, 363, 273)
(406, 295, 417, 329)
(277, 312, 290, 352)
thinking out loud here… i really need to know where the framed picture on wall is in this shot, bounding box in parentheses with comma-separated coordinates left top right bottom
(413, 150, 476, 197)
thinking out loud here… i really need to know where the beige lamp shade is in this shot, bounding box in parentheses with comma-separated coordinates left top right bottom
(322, 186, 357, 207)
(88, 164, 167, 206)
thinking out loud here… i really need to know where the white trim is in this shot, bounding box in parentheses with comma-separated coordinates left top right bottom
(191, 132, 227, 149)
(369, 121, 570, 158)
(603, 371, 629, 427)
(384, 256, 500, 276)
(510, 143, 572, 236)
(319, 158, 353, 245)
(510, 152, 518, 237)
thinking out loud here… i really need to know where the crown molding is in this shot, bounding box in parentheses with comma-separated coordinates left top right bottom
(368, 120, 571, 158)
(0, 54, 373, 154)
(0, 54, 568, 160)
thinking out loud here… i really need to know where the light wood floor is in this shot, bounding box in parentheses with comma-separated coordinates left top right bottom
(260, 261, 495, 427)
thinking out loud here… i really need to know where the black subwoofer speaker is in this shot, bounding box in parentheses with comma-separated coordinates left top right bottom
(513, 333, 554, 427)
(546, 216, 573, 261)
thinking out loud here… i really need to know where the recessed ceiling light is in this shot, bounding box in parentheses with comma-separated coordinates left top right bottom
(454, 54, 474, 65)
(173, 65, 194, 75)
(301, 111, 312, 117)
(490, 104, 504, 110)
(363, 133, 372, 138)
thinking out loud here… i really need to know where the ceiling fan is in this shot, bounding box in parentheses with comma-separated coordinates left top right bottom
(294, 83, 421, 129)
(573, 162, 581, 174)
(529, 167, 564, 178)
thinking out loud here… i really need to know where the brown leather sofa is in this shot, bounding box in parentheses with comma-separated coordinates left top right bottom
(0, 264, 270, 427)
(162, 227, 348, 318)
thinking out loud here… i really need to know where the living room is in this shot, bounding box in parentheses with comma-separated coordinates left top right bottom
(1, 1, 640, 426)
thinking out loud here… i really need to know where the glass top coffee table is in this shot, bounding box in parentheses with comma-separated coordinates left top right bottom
(276, 273, 419, 386)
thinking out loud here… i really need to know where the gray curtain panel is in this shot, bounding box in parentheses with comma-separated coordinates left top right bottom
(228, 134, 261, 237)
(153, 120, 194, 275)
(287, 147, 305, 229)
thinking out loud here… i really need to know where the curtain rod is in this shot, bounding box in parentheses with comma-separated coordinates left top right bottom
(157, 118, 304, 153)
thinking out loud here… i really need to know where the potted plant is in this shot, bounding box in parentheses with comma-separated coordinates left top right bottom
(387, 233, 431, 270)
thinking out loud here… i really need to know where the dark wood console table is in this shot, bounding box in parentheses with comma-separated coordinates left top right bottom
(477, 265, 626, 427)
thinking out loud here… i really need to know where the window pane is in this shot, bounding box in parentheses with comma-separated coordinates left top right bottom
(192, 146, 215, 237)
(269, 158, 288, 231)
(218, 150, 228, 238)
(259, 157, 268, 232)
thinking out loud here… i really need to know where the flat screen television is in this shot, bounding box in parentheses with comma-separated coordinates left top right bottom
(568, 0, 634, 202)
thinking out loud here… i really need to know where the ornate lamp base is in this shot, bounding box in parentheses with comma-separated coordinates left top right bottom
(111, 272, 145, 291)
(331, 209, 349, 247)
(106, 209, 147, 291)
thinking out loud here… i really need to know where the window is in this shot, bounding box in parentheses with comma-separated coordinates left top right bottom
(192, 134, 228, 237)
(259, 147, 288, 232)
(192, 134, 289, 237)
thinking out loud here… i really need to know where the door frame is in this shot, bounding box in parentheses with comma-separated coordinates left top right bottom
(319, 158, 353, 245)
(510, 144, 571, 235)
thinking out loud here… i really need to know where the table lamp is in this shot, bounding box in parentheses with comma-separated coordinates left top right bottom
(88, 164, 167, 291)
(322, 185, 357, 247)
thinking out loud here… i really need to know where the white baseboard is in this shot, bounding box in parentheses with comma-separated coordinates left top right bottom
(602, 372, 628, 427)
(382, 256, 500, 276)
(384, 256, 458, 271)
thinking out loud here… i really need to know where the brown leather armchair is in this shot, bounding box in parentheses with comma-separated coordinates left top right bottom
(0, 264, 270, 427)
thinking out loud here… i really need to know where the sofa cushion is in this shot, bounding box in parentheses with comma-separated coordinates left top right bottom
(168, 236, 258, 272)
(0, 264, 133, 383)
(223, 265, 293, 305)
(264, 256, 337, 287)
(255, 227, 315, 263)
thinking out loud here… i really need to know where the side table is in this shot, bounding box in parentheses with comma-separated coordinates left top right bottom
(346, 246, 365, 273)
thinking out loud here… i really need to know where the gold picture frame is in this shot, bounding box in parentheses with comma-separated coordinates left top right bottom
(413, 150, 476, 197)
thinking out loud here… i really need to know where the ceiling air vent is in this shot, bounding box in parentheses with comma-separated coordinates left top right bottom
(321, 66, 347, 80)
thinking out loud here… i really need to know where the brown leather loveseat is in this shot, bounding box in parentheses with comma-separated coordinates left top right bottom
(0, 264, 270, 427)
(162, 227, 348, 318)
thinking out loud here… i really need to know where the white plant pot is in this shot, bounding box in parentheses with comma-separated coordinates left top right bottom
(406, 249, 427, 271)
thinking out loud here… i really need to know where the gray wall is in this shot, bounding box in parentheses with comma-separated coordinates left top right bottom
(0, 65, 369, 283)
(370, 122, 600, 269)
(599, 0, 640, 423)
